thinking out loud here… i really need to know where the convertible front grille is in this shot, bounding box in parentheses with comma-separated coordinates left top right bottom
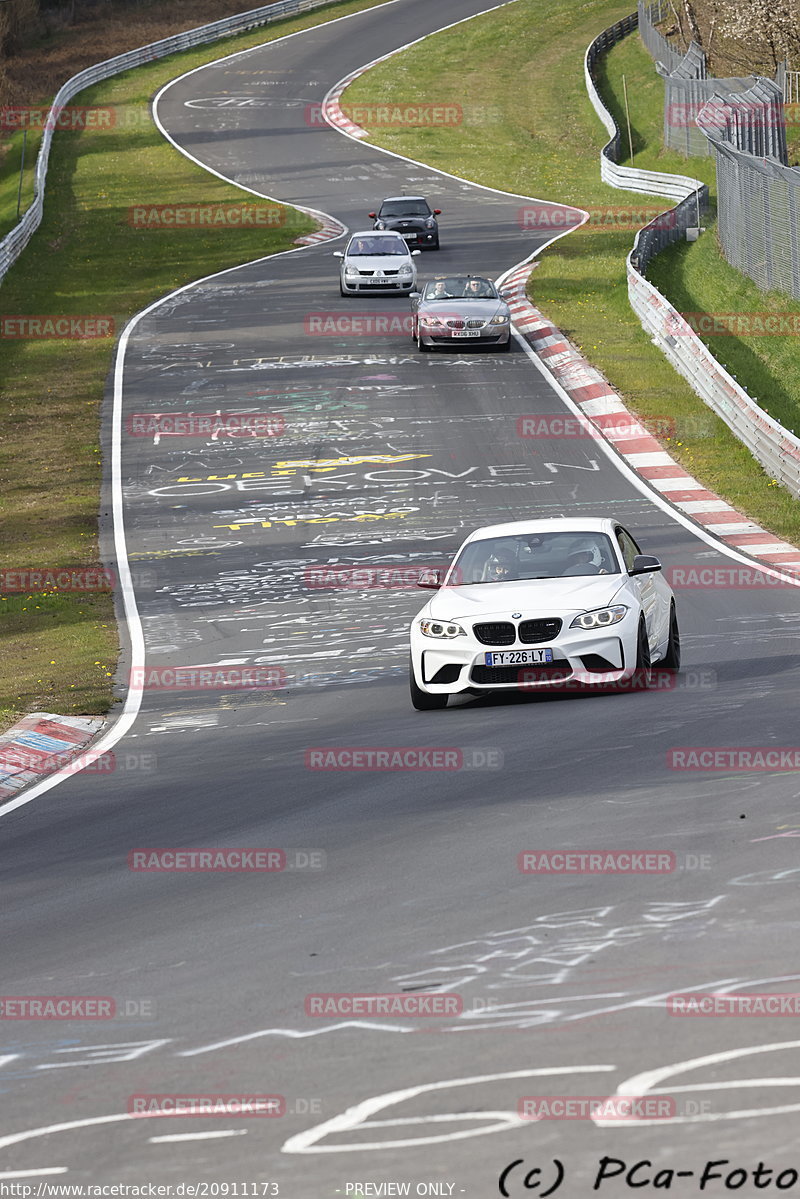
(519, 618, 562, 643)
(472, 621, 515, 646)
(446, 319, 465, 329)
(466, 319, 485, 329)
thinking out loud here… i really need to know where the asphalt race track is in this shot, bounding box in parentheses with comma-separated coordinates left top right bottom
(3, 0, 800, 1191)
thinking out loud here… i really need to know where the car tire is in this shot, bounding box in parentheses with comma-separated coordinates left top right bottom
(417, 333, 431, 353)
(410, 657, 448, 710)
(634, 617, 652, 688)
(498, 336, 511, 352)
(660, 603, 681, 672)
(431, 240, 440, 250)
(339, 285, 350, 297)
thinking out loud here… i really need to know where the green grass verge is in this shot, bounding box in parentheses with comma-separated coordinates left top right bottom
(0, 0, 391, 734)
(0, 125, 42, 240)
(341, 0, 800, 541)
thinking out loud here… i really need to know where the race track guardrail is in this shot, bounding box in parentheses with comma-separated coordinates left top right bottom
(0, 0, 331, 284)
(584, 15, 800, 499)
(584, 13, 702, 202)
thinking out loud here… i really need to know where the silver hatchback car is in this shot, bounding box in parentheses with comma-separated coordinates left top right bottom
(334, 231, 421, 296)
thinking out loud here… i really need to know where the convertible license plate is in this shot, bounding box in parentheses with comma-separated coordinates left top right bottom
(401, 233, 417, 239)
(451, 329, 481, 338)
(485, 649, 554, 666)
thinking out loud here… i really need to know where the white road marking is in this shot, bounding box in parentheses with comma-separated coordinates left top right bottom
(149, 1130, 248, 1142)
(281, 1065, 615, 1153)
(0, 1170, 68, 1179)
(0, 1112, 171, 1152)
(179, 1021, 413, 1055)
(36, 1041, 171, 1070)
(598, 1038, 800, 1126)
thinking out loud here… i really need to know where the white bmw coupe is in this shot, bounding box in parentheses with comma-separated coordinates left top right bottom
(408, 517, 680, 710)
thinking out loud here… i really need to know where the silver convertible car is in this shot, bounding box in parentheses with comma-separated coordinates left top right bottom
(410, 275, 512, 351)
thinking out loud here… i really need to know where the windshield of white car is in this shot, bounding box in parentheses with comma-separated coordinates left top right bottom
(423, 277, 498, 300)
(348, 238, 408, 255)
(449, 532, 621, 583)
(380, 202, 429, 217)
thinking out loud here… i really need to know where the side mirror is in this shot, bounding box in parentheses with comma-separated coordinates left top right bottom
(333, 251, 344, 258)
(368, 212, 377, 219)
(433, 209, 442, 215)
(418, 569, 442, 590)
(630, 554, 662, 576)
(409, 291, 421, 300)
(411, 249, 421, 256)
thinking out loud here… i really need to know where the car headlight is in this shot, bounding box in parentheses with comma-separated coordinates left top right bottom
(490, 314, 509, 325)
(344, 265, 359, 277)
(570, 605, 628, 630)
(419, 619, 466, 639)
(400, 264, 414, 276)
(425, 217, 436, 227)
(421, 315, 443, 326)
(374, 221, 385, 229)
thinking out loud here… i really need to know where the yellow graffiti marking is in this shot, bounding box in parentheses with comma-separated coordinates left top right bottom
(178, 454, 430, 483)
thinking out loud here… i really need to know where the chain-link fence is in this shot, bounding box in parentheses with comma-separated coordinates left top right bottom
(635, 0, 684, 74)
(638, 0, 800, 299)
(698, 80, 800, 297)
(639, 0, 784, 157)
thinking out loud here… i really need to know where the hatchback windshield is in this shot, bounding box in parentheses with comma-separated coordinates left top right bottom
(348, 237, 408, 256)
(379, 200, 430, 218)
(422, 277, 497, 300)
(449, 532, 620, 583)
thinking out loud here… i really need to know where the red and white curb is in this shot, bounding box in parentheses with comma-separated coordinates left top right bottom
(0, 713, 105, 801)
(322, 67, 371, 139)
(501, 262, 800, 569)
(295, 213, 346, 245)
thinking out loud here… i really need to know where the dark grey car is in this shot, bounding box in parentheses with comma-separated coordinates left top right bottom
(369, 195, 441, 249)
(410, 276, 512, 352)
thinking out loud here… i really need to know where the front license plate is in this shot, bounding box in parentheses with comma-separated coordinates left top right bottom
(401, 233, 417, 239)
(485, 649, 554, 666)
(451, 329, 481, 338)
(365, 277, 393, 284)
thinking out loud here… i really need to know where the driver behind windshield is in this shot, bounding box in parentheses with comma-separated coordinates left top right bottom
(350, 237, 405, 255)
(481, 547, 518, 582)
(463, 278, 492, 297)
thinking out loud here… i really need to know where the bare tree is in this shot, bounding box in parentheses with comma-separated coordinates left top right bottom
(666, 0, 687, 48)
(0, 0, 40, 56)
(683, 0, 703, 47)
(717, 0, 800, 73)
